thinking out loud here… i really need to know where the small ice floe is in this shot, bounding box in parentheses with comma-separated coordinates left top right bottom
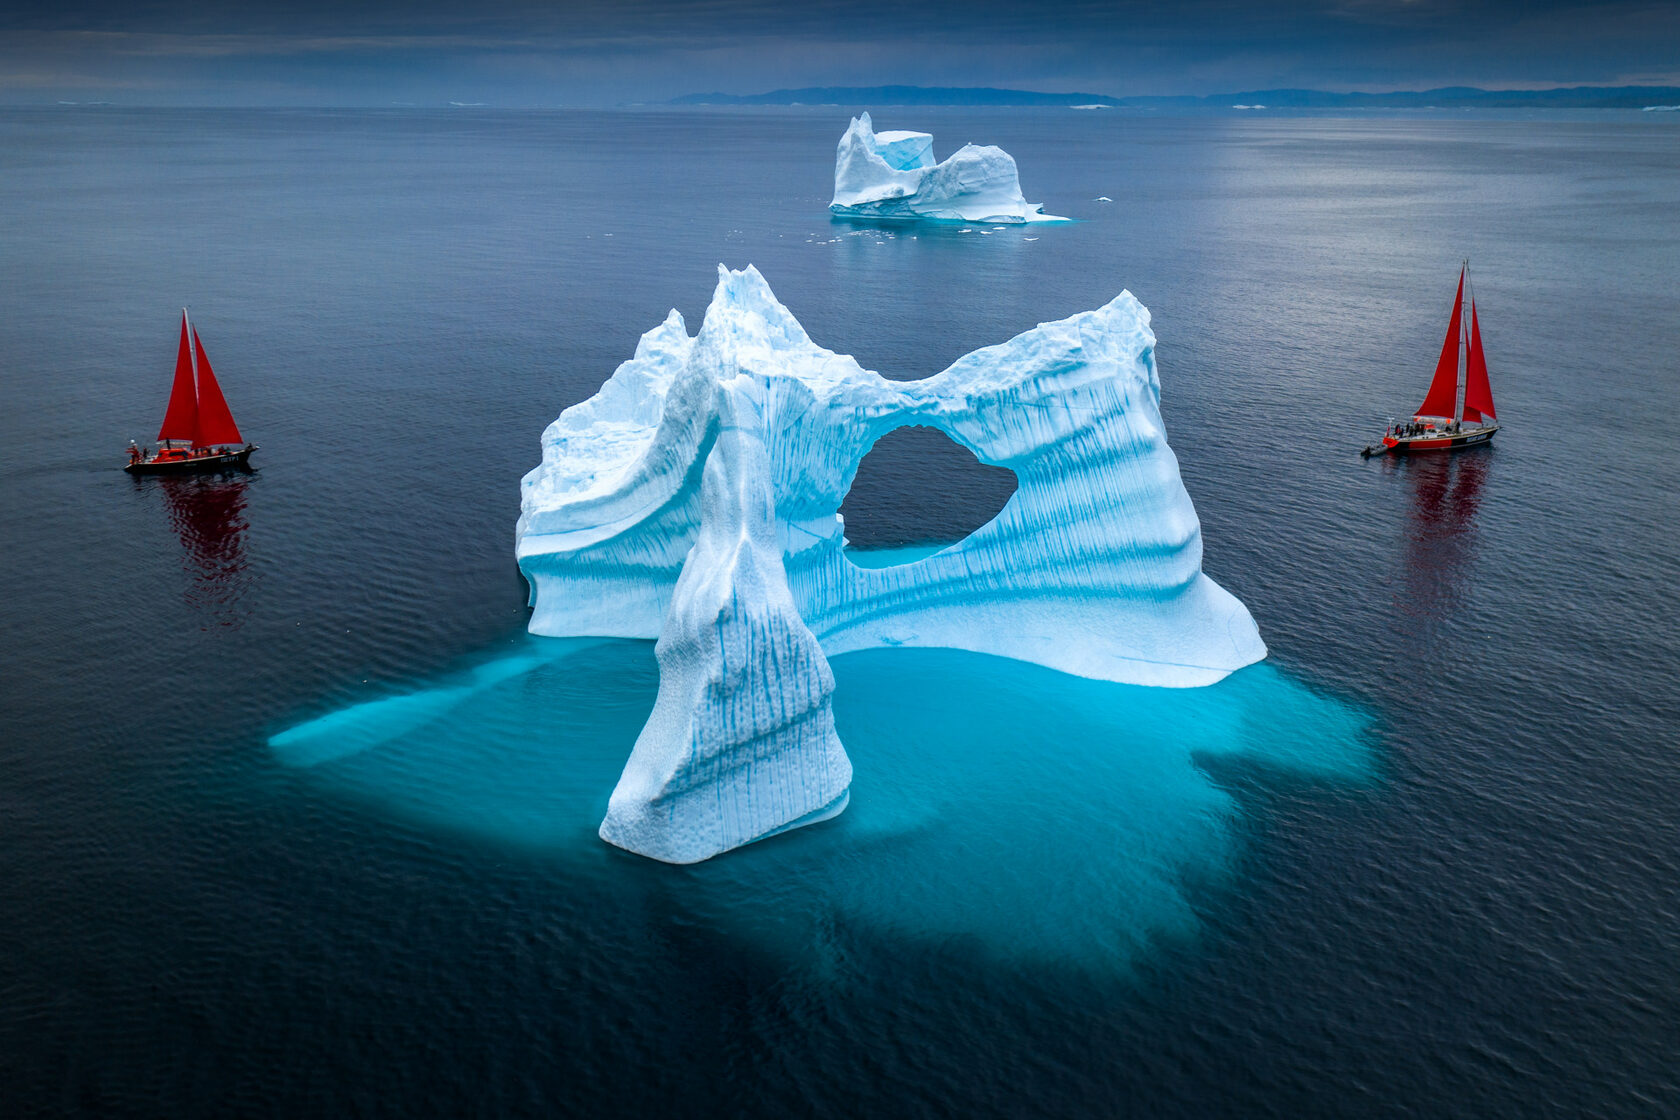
(1024, 237, 1039, 242)
(1095, 196, 1113, 203)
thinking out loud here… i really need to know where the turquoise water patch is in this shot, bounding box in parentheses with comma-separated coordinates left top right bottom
(270, 637, 656, 851)
(842, 544, 946, 569)
(268, 637, 1373, 971)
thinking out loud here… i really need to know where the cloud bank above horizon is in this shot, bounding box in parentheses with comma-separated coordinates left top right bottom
(4, 1, 1677, 105)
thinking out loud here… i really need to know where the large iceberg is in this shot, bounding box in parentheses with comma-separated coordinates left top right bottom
(829, 112, 1068, 224)
(518, 266, 1264, 863)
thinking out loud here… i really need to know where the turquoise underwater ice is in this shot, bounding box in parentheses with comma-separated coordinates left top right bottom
(268, 633, 1372, 969)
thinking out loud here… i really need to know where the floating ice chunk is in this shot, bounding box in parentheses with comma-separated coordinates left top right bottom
(1095, 196, 1113, 202)
(518, 265, 1265, 861)
(829, 112, 1068, 224)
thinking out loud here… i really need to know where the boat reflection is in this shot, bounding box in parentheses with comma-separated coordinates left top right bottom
(151, 473, 257, 626)
(1391, 450, 1489, 630)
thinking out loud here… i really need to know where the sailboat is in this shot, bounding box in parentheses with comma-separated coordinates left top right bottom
(126, 310, 256, 473)
(1362, 263, 1500, 457)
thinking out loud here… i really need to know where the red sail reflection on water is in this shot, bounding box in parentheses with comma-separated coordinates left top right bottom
(1395, 452, 1489, 631)
(155, 475, 256, 626)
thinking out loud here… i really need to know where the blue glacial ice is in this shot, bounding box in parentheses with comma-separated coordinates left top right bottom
(829, 112, 1068, 224)
(516, 265, 1266, 863)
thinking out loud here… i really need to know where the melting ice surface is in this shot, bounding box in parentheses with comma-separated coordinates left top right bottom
(268, 635, 1374, 970)
(516, 265, 1265, 863)
(830, 112, 1068, 224)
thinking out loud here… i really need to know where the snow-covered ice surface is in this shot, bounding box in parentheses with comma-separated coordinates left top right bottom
(517, 265, 1266, 862)
(829, 112, 1068, 224)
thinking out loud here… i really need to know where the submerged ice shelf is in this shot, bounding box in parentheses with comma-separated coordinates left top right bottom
(829, 112, 1068, 224)
(517, 265, 1266, 863)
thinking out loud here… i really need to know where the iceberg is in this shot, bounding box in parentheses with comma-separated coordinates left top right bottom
(829, 112, 1068, 224)
(518, 266, 1265, 862)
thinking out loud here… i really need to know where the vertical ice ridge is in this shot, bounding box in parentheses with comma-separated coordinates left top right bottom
(597, 359, 851, 864)
(523, 267, 1265, 861)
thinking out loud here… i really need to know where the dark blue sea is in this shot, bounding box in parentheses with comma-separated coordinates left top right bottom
(2, 106, 1677, 1117)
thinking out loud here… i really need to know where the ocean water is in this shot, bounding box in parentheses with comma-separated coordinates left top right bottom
(2, 106, 1678, 1117)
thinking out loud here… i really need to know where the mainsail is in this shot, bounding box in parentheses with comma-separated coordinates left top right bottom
(1415, 266, 1464, 420)
(157, 315, 198, 442)
(155, 310, 243, 447)
(1462, 302, 1496, 423)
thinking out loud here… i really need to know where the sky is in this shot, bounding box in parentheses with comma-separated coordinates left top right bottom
(2, 1, 1677, 106)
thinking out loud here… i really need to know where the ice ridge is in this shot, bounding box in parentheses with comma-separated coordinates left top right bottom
(829, 112, 1068, 224)
(518, 265, 1265, 862)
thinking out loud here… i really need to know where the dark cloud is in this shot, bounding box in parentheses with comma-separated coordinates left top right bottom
(2, 1, 1675, 104)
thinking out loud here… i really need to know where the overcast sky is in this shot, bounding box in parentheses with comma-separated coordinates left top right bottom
(3, 1, 1677, 105)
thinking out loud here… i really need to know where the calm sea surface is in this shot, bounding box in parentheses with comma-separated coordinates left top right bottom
(2, 106, 1678, 1117)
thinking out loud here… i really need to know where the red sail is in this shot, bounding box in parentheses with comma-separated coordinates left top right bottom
(190, 328, 243, 447)
(1415, 268, 1464, 420)
(157, 314, 198, 442)
(1462, 301, 1496, 423)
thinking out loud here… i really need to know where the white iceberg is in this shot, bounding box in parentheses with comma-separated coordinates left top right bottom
(518, 266, 1264, 862)
(829, 112, 1068, 224)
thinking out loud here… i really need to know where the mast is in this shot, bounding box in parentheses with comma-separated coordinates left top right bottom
(186, 307, 198, 395)
(1457, 261, 1467, 424)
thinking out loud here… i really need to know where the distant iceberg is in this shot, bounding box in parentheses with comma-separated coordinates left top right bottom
(518, 266, 1264, 862)
(829, 112, 1068, 224)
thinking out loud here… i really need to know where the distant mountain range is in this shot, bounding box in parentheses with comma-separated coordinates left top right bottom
(671, 85, 1680, 109)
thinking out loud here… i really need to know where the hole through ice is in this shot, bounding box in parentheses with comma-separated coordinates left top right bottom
(839, 425, 1018, 552)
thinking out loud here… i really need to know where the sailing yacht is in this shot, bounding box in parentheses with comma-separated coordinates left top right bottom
(1363, 264, 1500, 457)
(126, 310, 256, 473)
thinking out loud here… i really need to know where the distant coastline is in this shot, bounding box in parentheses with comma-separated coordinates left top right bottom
(673, 84, 1680, 110)
(670, 86, 1121, 107)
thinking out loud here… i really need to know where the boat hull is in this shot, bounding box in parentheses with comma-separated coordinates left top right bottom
(1363, 425, 1497, 457)
(125, 445, 256, 474)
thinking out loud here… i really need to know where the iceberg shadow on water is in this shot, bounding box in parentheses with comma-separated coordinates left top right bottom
(267, 636, 1375, 971)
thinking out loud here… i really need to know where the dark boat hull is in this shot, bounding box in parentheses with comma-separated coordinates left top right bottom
(1362, 425, 1497, 457)
(125, 445, 256, 474)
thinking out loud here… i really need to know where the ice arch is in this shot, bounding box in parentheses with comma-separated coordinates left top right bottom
(517, 265, 1265, 863)
(838, 425, 1017, 551)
